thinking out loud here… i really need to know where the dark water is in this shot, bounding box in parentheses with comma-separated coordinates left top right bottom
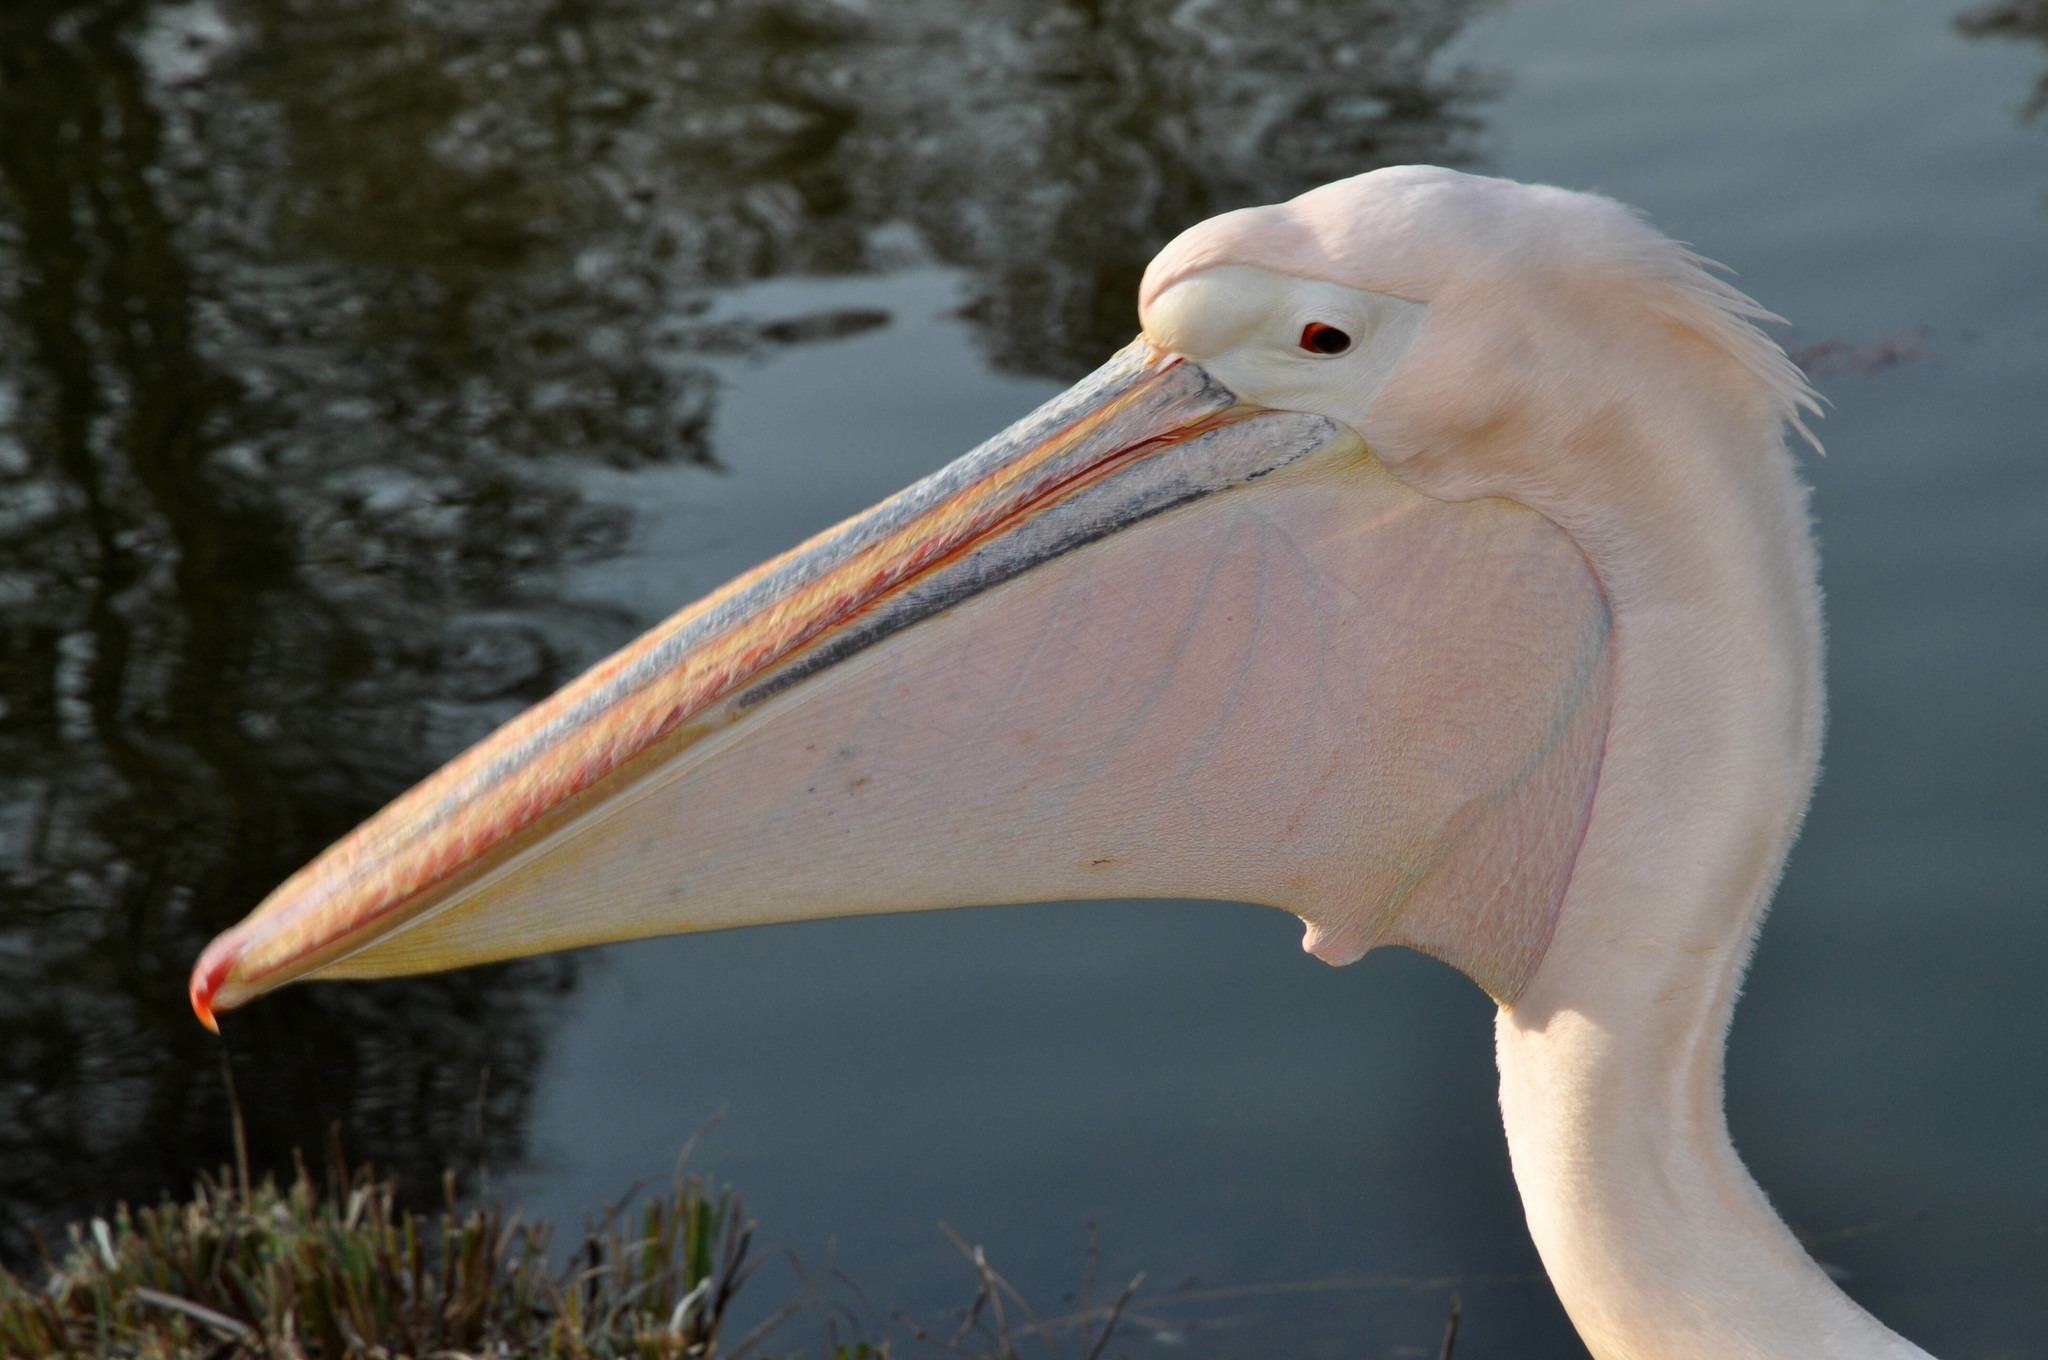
(1, 0, 2042, 1356)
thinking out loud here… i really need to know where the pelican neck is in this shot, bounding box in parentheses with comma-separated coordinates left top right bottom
(1479, 409, 1930, 1359)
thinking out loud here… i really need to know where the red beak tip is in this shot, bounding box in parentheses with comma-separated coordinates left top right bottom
(189, 940, 236, 1033)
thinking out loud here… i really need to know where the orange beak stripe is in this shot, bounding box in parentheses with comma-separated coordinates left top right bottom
(189, 345, 1259, 1021)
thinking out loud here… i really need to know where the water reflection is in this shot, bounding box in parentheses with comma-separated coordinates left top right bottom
(0, 0, 599, 1261)
(1957, 0, 2048, 121)
(0, 0, 1494, 1264)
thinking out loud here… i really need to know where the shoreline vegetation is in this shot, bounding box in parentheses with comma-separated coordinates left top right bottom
(0, 1159, 1484, 1360)
(0, 1156, 1480, 1360)
(0, 1150, 1158, 1360)
(0, 1152, 778, 1360)
(0, 1097, 1468, 1360)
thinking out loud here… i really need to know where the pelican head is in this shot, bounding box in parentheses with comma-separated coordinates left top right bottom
(190, 168, 1930, 1360)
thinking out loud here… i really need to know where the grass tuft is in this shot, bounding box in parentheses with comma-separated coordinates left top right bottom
(0, 1156, 763, 1360)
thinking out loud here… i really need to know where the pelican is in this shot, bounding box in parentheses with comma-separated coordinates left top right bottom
(188, 166, 1932, 1360)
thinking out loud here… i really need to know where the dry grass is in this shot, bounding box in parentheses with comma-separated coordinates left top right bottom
(0, 1135, 1476, 1360)
(0, 1153, 773, 1360)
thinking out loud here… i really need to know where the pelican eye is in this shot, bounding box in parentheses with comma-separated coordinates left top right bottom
(1299, 322, 1353, 355)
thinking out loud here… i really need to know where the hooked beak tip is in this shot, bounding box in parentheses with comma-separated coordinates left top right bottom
(190, 937, 237, 1033)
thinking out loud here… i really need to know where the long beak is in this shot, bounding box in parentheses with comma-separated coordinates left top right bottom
(192, 339, 1611, 1028)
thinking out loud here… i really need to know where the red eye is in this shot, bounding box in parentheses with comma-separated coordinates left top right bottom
(1299, 322, 1353, 355)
